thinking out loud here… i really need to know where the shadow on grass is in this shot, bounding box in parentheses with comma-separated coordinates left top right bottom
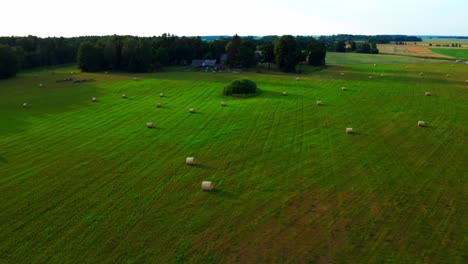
(209, 189, 238, 199)
(194, 164, 213, 170)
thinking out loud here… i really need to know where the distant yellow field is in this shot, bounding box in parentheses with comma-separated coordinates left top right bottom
(377, 44, 455, 59)
(421, 38, 468, 47)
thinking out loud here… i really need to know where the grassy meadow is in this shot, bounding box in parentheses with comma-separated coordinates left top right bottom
(430, 48, 468, 60)
(0, 53, 467, 263)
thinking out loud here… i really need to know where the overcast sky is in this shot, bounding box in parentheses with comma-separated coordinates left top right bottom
(1, 0, 467, 37)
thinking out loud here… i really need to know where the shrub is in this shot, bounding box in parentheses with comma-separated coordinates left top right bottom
(224, 79, 257, 96)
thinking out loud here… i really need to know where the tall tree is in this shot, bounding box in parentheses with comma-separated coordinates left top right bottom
(335, 40, 346, 52)
(259, 43, 274, 69)
(0, 45, 20, 79)
(307, 39, 327, 66)
(274, 35, 298, 73)
(121, 38, 138, 72)
(135, 39, 152, 72)
(237, 38, 256, 68)
(226, 34, 241, 67)
(77, 41, 102, 72)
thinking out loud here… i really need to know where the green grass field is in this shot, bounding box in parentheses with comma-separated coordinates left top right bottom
(430, 48, 468, 60)
(1, 54, 467, 263)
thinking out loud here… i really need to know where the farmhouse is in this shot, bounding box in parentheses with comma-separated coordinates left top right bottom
(191, 60, 216, 68)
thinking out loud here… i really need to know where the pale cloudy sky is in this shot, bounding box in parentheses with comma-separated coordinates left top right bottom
(1, 0, 467, 37)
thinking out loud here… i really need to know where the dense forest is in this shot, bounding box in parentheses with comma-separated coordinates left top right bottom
(0, 34, 420, 78)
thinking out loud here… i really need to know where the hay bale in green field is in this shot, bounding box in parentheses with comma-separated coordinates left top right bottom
(201, 181, 213, 191)
(122, 94, 127, 98)
(186, 157, 196, 165)
(282, 91, 288, 96)
(221, 102, 227, 107)
(147, 122, 154, 128)
(160, 93, 164, 97)
(316, 101, 323, 106)
(91, 97, 97, 102)
(418, 121, 426, 127)
(22, 102, 28, 108)
(189, 108, 196, 113)
(425, 92, 431, 96)
(156, 103, 161, 108)
(341, 87, 347, 91)
(346, 128, 353, 134)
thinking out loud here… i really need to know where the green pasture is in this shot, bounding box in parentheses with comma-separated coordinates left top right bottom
(430, 48, 468, 60)
(1, 54, 467, 263)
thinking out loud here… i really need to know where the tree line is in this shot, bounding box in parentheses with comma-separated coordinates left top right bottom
(1, 33, 419, 79)
(77, 34, 326, 73)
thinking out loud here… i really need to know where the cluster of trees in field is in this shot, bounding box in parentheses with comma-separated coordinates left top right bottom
(224, 79, 257, 95)
(333, 40, 379, 54)
(428, 43, 463, 47)
(225, 35, 327, 72)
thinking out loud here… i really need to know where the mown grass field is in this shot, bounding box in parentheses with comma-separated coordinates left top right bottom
(1, 54, 467, 263)
(430, 48, 468, 60)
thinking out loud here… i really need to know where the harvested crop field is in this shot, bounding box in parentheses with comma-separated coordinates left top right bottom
(377, 44, 454, 59)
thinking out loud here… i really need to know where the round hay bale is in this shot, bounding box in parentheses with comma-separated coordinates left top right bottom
(341, 87, 347, 91)
(38, 84, 43, 87)
(316, 101, 323, 106)
(201, 181, 213, 192)
(418, 121, 426, 127)
(22, 102, 28, 108)
(464, 80, 468, 84)
(133, 77, 138, 81)
(425, 92, 431, 96)
(346, 128, 353, 134)
(91, 97, 97, 102)
(104, 71, 108, 74)
(419, 72, 424, 76)
(156, 103, 162, 108)
(380, 74, 384, 77)
(446, 74, 450, 77)
(296, 77, 300, 81)
(340, 72, 345, 76)
(159, 93, 164, 97)
(186, 157, 196, 165)
(374, 64, 377, 66)
(122, 94, 127, 98)
(189, 108, 196, 113)
(282, 91, 288, 96)
(221, 101, 227, 107)
(147, 122, 154, 128)
(369, 75, 373, 79)
(34, 74, 38, 77)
